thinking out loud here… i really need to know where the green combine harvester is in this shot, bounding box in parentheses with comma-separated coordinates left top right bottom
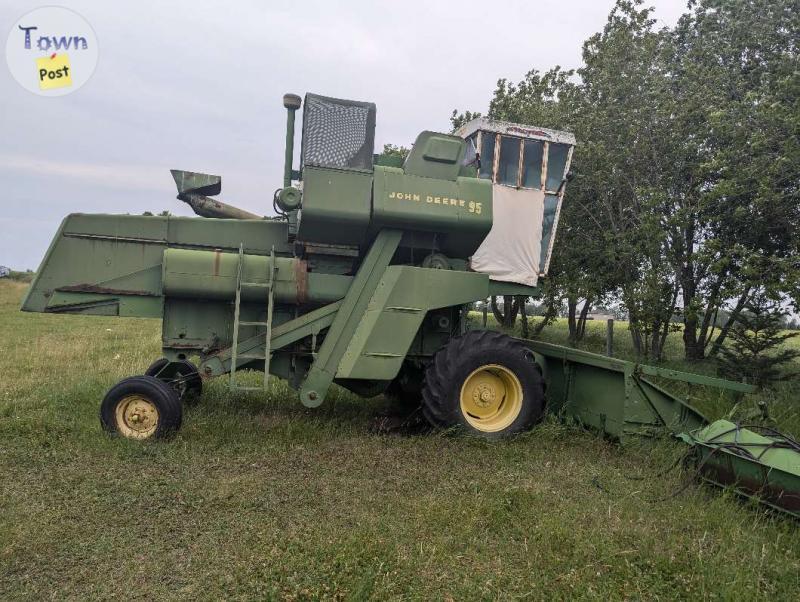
(21, 93, 800, 517)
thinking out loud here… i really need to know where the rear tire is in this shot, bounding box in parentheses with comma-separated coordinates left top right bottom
(145, 358, 203, 403)
(421, 330, 545, 438)
(100, 375, 182, 440)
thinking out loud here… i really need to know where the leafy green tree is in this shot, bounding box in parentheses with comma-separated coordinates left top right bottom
(454, 0, 800, 361)
(568, 0, 679, 357)
(716, 293, 800, 389)
(660, 0, 800, 360)
(374, 143, 410, 168)
(379, 143, 410, 161)
(449, 110, 482, 132)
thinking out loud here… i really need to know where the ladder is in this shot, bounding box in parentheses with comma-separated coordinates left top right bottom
(229, 244, 275, 391)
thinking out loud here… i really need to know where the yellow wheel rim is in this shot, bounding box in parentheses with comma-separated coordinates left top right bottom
(114, 394, 159, 439)
(459, 364, 523, 433)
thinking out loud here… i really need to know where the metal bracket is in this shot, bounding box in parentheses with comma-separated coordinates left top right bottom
(298, 229, 402, 407)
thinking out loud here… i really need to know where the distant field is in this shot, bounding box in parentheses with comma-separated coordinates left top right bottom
(1, 271, 34, 283)
(1, 280, 799, 600)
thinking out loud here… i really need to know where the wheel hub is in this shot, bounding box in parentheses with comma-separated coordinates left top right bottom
(115, 394, 159, 439)
(473, 383, 497, 408)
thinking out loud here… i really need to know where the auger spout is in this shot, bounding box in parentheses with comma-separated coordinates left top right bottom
(170, 169, 260, 220)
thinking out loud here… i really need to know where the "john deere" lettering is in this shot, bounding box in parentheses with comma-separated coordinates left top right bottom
(387, 191, 482, 214)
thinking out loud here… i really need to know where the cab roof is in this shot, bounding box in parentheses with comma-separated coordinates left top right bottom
(454, 117, 576, 147)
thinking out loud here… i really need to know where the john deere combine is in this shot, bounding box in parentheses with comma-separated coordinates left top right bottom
(21, 92, 800, 517)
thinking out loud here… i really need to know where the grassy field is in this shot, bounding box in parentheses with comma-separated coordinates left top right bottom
(1, 279, 799, 600)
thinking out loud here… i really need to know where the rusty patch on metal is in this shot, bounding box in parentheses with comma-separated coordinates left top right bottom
(63, 233, 167, 244)
(164, 342, 203, 349)
(56, 284, 156, 297)
(294, 259, 308, 305)
(213, 249, 222, 277)
(698, 453, 800, 513)
(507, 125, 551, 138)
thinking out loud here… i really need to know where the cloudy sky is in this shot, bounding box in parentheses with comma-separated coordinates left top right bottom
(1, 0, 688, 269)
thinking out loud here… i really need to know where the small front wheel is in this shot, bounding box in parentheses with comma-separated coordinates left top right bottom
(100, 376, 182, 440)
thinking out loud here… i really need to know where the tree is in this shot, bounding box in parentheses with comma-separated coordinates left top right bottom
(490, 295, 519, 329)
(452, 0, 800, 360)
(716, 293, 800, 389)
(571, 0, 682, 358)
(379, 143, 410, 161)
(449, 110, 482, 132)
(489, 3, 680, 358)
(661, 0, 800, 360)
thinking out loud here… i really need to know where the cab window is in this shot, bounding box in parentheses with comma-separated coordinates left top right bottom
(497, 136, 520, 186)
(546, 143, 570, 191)
(463, 135, 478, 167)
(479, 133, 495, 180)
(522, 140, 544, 188)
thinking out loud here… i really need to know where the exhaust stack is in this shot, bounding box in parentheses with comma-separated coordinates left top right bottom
(282, 93, 302, 188)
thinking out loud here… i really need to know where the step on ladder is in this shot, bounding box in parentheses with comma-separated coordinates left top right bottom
(229, 244, 275, 392)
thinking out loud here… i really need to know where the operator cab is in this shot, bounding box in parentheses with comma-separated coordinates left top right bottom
(455, 118, 575, 286)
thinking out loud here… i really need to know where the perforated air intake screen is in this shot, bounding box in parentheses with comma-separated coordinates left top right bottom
(301, 93, 376, 171)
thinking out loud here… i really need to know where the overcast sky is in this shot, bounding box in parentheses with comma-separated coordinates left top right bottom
(0, 0, 689, 269)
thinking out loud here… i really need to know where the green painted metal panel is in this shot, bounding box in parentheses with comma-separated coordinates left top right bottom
(162, 299, 298, 360)
(22, 214, 292, 317)
(403, 131, 465, 181)
(691, 420, 800, 473)
(162, 248, 351, 305)
(519, 339, 736, 441)
(46, 291, 162, 317)
(199, 301, 342, 377)
(488, 280, 541, 298)
(165, 217, 292, 255)
(163, 298, 234, 353)
(22, 214, 166, 314)
(62, 213, 170, 240)
(337, 267, 489, 380)
(372, 166, 491, 257)
(296, 166, 372, 246)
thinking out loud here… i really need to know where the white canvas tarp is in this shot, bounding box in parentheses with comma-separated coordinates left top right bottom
(470, 186, 544, 287)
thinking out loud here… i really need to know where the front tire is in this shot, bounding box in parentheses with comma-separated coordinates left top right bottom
(100, 376, 183, 440)
(421, 330, 545, 438)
